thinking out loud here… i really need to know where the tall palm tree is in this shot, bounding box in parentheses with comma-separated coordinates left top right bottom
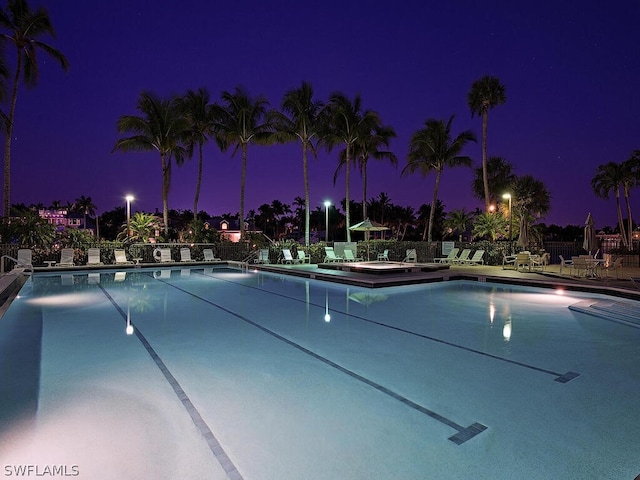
(511, 174, 551, 244)
(72, 195, 97, 231)
(335, 121, 397, 221)
(0, 0, 69, 217)
(177, 87, 221, 220)
(113, 91, 188, 235)
(402, 116, 476, 242)
(272, 81, 325, 246)
(471, 156, 516, 206)
(621, 151, 640, 248)
(592, 161, 628, 248)
(323, 92, 381, 242)
(467, 75, 506, 211)
(215, 86, 274, 239)
(443, 208, 474, 241)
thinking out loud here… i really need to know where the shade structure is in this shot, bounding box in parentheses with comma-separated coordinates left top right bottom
(516, 215, 529, 248)
(349, 218, 390, 260)
(583, 212, 597, 255)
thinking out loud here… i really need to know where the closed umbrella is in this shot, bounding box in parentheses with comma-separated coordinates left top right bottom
(516, 215, 529, 249)
(583, 212, 597, 255)
(349, 218, 389, 260)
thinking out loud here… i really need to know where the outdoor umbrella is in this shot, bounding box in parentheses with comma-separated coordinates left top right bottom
(583, 212, 597, 255)
(349, 218, 389, 260)
(517, 215, 529, 249)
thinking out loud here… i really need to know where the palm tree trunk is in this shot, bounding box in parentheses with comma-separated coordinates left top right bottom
(362, 158, 368, 242)
(428, 170, 442, 242)
(3, 53, 22, 218)
(624, 185, 633, 250)
(345, 148, 351, 242)
(240, 144, 247, 239)
(303, 142, 310, 246)
(481, 110, 490, 211)
(615, 190, 628, 247)
(193, 141, 203, 220)
(161, 153, 170, 236)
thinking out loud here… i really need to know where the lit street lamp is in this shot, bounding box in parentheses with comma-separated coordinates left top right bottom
(324, 201, 331, 243)
(502, 193, 512, 254)
(126, 195, 134, 237)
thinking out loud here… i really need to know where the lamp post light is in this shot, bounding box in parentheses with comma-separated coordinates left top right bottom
(502, 193, 512, 254)
(324, 200, 331, 243)
(126, 195, 134, 237)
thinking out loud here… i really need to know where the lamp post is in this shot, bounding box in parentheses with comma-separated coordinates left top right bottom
(502, 193, 512, 254)
(126, 195, 134, 237)
(324, 200, 331, 243)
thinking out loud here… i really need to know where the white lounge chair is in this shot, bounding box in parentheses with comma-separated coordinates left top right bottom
(403, 249, 417, 263)
(434, 247, 459, 264)
(160, 248, 172, 263)
(280, 248, 299, 264)
(297, 250, 311, 264)
(59, 248, 75, 267)
(451, 249, 471, 264)
(114, 249, 133, 265)
(254, 249, 270, 264)
(377, 249, 389, 261)
(502, 253, 517, 269)
(323, 247, 343, 263)
(459, 250, 485, 265)
(180, 248, 193, 262)
(87, 248, 103, 266)
(203, 248, 221, 262)
(343, 249, 363, 262)
(16, 249, 33, 270)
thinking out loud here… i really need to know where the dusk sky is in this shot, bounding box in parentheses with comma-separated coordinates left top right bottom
(8, 0, 640, 230)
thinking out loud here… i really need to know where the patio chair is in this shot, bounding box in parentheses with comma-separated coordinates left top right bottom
(403, 249, 417, 263)
(434, 247, 459, 264)
(559, 255, 573, 275)
(571, 256, 589, 277)
(502, 253, 517, 270)
(297, 250, 311, 264)
(114, 249, 133, 265)
(515, 252, 532, 272)
(531, 252, 550, 271)
(203, 248, 221, 262)
(602, 257, 623, 279)
(377, 249, 389, 261)
(323, 247, 343, 263)
(451, 249, 471, 265)
(459, 250, 485, 265)
(180, 248, 194, 262)
(59, 248, 75, 267)
(280, 248, 299, 264)
(87, 248, 103, 266)
(343, 249, 364, 262)
(254, 249, 270, 264)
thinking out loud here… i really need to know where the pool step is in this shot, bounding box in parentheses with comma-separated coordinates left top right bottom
(569, 300, 640, 327)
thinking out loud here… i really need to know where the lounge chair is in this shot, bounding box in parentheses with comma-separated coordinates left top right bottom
(297, 250, 311, 264)
(254, 249, 270, 264)
(502, 253, 517, 269)
(403, 249, 417, 263)
(180, 248, 194, 262)
(280, 248, 299, 264)
(16, 249, 33, 270)
(114, 249, 133, 265)
(434, 247, 459, 264)
(324, 247, 343, 263)
(343, 249, 363, 262)
(203, 248, 221, 262)
(459, 250, 485, 265)
(159, 248, 172, 263)
(377, 249, 389, 261)
(451, 249, 471, 265)
(531, 252, 550, 271)
(87, 248, 103, 266)
(59, 248, 75, 267)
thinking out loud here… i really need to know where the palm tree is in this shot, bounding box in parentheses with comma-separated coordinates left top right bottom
(117, 211, 163, 242)
(72, 195, 97, 231)
(443, 208, 474, 241)
(0, 0, 70, 217)
(472, 211, 507, 241)
(511, 174, 551, 245)
(335, 121, 397, 221)
(467, 75, 506, 211)
(402, 116, 476, 242)
(592, 161, 629, 248)
(621, 151, 640, 248)
(177, 87, 221, 220)
(113, 91, 188, 235)
(215, 86, 274, 239)
(323, 92, 381, 242)
(471, 156, 516, 207)
(272, 81, 325, 246)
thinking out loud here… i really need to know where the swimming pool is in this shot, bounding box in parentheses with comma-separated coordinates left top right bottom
(1, 266, 639, 479)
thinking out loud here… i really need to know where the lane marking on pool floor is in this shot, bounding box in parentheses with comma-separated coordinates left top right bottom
(153, 278, 487, 445)
(98, 285, 244, 480)
(194, 269, 581, 384)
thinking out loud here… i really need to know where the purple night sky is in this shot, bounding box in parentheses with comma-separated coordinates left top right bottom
(9, 0, 640, 230)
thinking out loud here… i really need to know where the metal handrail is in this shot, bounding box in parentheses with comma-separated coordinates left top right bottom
(1, 255, 33, 274)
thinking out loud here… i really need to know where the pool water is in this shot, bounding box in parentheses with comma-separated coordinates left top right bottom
(1, 267, 639, 479)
